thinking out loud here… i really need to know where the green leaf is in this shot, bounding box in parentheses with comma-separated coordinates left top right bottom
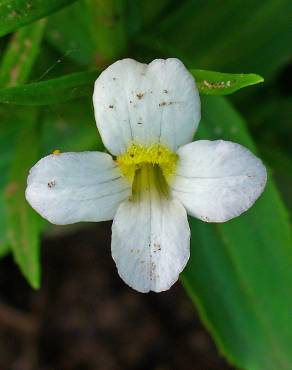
(0, 19, 46, 86)
(0, 0, 78, 37)
(0, 70, 99, 105)
(5, 108, 41, 289)
(0, 111, 15, 255)
(0, 188, 9, 259)
(259, 146, 292, 214)
(0, 19, 46, 260)
(0, 68, 263, 106)
(191, 69, 264, 95)
(0, 107, 25, 259)
(181, 96, 292, 370)
(0, 187, 10, 259)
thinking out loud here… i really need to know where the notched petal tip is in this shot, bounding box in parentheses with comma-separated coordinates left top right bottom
(93, 57, 201, 155)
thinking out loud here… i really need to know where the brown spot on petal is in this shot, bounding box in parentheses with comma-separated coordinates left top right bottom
(48, 180, 56, 188)
(136, 92, 144, 99)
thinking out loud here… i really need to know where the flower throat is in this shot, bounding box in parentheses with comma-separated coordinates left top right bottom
(117, 143, 178, 179)
(116, 143, 178, 198)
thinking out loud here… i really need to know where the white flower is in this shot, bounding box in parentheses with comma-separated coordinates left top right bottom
(26, 58, 267, 293)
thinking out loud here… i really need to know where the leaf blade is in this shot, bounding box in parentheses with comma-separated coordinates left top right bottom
(0, 19, 45, 259)
(181, 96, 292, 370)
(0, 0, 78, 37)
(0, 71, 99, 105)
(191, 69, 264, 95)
(5, 109, 42, 289)
(0, 19, 46, 86)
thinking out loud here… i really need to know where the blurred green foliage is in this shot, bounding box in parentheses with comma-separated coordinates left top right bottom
(0, 1, 291, 369)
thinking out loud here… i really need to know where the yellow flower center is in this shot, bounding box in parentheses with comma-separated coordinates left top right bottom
(116, 143, 178, 181)
(116, 143, 178, 199)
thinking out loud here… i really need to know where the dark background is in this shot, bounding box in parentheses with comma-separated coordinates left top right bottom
(0, 223, 233, 370)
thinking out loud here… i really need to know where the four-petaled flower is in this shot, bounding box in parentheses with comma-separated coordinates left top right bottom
(26, 58, 267, 292)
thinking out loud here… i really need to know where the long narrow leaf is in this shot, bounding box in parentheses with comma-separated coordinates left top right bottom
(0, 69, 263, 105)
(0, 71, 99, 105)
(0, 0, 78, 37)
(181, 96, 292, 370)
(5, 109, 41, 288)
(0, 19, 46, 86)
(0, 20, 45, 282)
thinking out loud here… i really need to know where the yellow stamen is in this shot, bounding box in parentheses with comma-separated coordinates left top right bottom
(52, 149, 61, 155)
(116, 143, 178, 182)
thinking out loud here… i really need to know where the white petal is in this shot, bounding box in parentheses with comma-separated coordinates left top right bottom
(170, 140, 267, 222)
(111, 171, 190, 293)
(93, 58, 200, 155)
(26, 152, 131, 225)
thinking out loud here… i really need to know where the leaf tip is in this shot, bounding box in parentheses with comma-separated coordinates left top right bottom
(248, 73, 264, 85)
(28, 274, 41, 290)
